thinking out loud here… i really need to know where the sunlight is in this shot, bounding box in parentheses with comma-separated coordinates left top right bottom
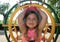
(0, 14, 4, 20)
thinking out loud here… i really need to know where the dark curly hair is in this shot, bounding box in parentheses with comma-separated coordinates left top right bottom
(24, 10, 41, 23)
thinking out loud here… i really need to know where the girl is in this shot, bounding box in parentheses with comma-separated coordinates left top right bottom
(18, 6, 47, 42)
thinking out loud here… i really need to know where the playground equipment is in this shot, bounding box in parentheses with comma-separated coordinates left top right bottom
(2, 0, 60, 42)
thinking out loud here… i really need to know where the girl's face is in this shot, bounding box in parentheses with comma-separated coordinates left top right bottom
(26, 13, 38, 29)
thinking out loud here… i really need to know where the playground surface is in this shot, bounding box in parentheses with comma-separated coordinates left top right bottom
(0, 30, 60, 42)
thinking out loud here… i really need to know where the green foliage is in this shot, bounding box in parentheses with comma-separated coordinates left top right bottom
(0, 3, 9, 15)
(21, 0, 42, 2)
(0, 20, 3, 24)
(48, 0, 60, 21)
(58, 11, 60, 21)
(0, 3, 9, 24)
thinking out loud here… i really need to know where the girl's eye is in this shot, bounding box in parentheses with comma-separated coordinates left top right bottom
(33, 18, 36, 20)
(27, 18, 30, 20)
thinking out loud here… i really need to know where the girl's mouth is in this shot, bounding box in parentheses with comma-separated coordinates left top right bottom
(29, 23, 34, 25)
(29, 40, 35, 42)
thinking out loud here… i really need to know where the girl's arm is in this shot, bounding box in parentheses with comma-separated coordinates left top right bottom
(18, 9, 30, 41)
(38, 9, 47, 35)
(18, 9, 26, 35)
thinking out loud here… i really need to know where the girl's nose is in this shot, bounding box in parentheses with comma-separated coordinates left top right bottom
(30, 19, 33, 23)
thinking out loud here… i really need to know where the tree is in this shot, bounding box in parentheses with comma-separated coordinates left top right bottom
(0, 3, 9, 17)
(0, 3, 9, 24)
(48, 0, 60, 22)
(47, 0, 60, 42)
